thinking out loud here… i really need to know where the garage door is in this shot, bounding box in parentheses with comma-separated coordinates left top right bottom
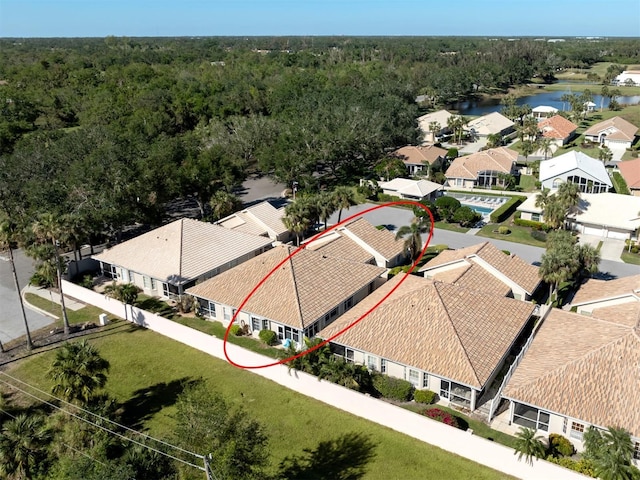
(582, 225, 604, 237)
(607, 229, 629, 240)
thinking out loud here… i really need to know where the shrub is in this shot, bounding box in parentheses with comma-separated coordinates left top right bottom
(78, 274, 94, 289)
(435, 196, 462, 222)
(423, 408, 460, 428)
(497, 226, 510, 235)
(387, 264, 412, 278)
(531, 230, 548, 242)
(502, 250, 511, 255)
(413, 389, 437, 404)
(432, 244, 449, 252)
(372, 374, 414, 401)
(546, 456, 595, 476)
(548, 433, 575, 457)
(447, 147, 459, 158)
(453, 206, 481, 227)
(229, 324, 243, 336)
(514, 217, 551, 231)
(377, 193, 401, 203)
(489, 195, 526, 223)
(259, 329, 277, 345)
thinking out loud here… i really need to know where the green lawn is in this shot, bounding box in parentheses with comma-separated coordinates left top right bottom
(434, 221, 470, 233)
(7, 316, 514, 479)
(476, 222, 546, 248)
(24, 292, 105, 328)
(517, 175, 538, 192)
(542, 83, 640, 96)
(621, 251, 640, 265)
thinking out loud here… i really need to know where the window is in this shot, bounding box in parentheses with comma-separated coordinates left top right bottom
(440, 380, 450, 399)
(279, 326, 300, 343)
(223, 307, 231, 322)
(513, 403, 550, 432)
(456, 178, 462, 186)
(422, 373, 429, 389)
(633, 441, 640, 461)
(262, 319, 269, 330)
(408, 369, 419, 387)
(562, 417, 568, 434)
(128, 270, 134, 282)
(345, 348, 354, 363)
(570, 422, 585, 441)
(150, 278, 157, 290)
(368, 282, 374, 294)
(143, 276, 151, 289)
(343, 297, 353, 311)
(251, 317, 260, 332)
(366, 355, 377, 371)
(531, 213, 541, 222)
(380, 359, 387, 374)
(207, 301, 216, 318)
(305, 322, 319, 339)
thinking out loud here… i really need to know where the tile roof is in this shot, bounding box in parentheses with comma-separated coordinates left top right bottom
(428, 263, 512, 297)
(319, 274, 534, 389)
(392, 145, 447, 165)
(378, 178, 444, 198)
(537, 115, 578, 140)
(568, 193, 640, 231)
(445, 147, 518, 180)
(93, 219, 272, 285)
(618, 158, 640, 189)
(305, 233, 376, 264)
(591, 302, 640, 327)
(572, 274, 640, 305)
(340, 217, 406, 261)
(216, 201, 288, 239)
(417, 110, 453, 132)
(539, 151, 611, 187)
(583, 116, 639, 142)
(419, 242, 541, 294)
(186, 245, 385, 329)
(502, 309, 640, 438)
(466, 112, 515, 136)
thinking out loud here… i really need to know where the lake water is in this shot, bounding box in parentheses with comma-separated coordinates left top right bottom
(451, 90, 640, 116)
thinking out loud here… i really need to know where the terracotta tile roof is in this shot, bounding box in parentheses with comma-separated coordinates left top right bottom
(420, 242, 541, 295)
(216, 201, 288, 239)
(186, 245, 385, 329)
(445, 147, 518, 180)
(305, 233, 376, 264)
(340, 218, 405, 261)
(572, 274, 640, 305)
(94, 219, 272, 285)
(319, 274, 534, 389)
(503, 309, 640, 438)
(583, 116, 639, 142)
(537, 115, 578, 140)
(392, 145, 447, 166)
(618, 158, 640, 189)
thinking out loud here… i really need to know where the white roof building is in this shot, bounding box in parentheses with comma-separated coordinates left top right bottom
(539, 151, 612, 193)
(378, 177, 444, 200)
(215, 201, 291, 242)
(465, 112, 515, 137)
(417, 110, 454, 142)
(614, 70, 640, 86)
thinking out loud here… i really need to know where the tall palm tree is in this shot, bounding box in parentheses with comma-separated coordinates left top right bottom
(104, 282, 141, 305)
(0, 413, 51, 480)
(557, 181, 581, 216)
(332, 186, 356, 223)
(542, 198, 566, 230)
(577, 244, 601, 280)
(428, 121, 441, 142)
(513, 427, 546, 466)
(0, 218, 33, 350)
(539, 137, 553, 160)
(283, 202, 311, 247)
(535, 188, 552, 210)
(316, 192, 337, 231)
(47, 339, 110, 405)
(584, 426, 638, 480)
(395, 217, 430, 262)
(32, 213, 71, 335)
(209, 190, 242, 221)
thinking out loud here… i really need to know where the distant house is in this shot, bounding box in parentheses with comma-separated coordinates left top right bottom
(537, 115, 578, 146)
(186, 245, 386, 345)
(614, 70, 640, 86)
(93, 219, 273, 299)
(465, 112, 515, 138)
(571, 274, 640, 321)
(445, 147, 519, 189)
(583, 116, 639, 149)
(319, 274, 535, 411)
(539, 151, 611, 193)
(518, 192, 640, 240)
(378, 177, 444, 202)
(215, 201, 291, 242)
(531, 105, 558, 120)
(501, 308, 640, 459)
(306, 217, 406, 268)
(391, 145, 447, 176)
(417, 110, 453, 143)
(583, 101, 596, 114)
(618, 158, 640, 196)
(419, 242, 542, 301)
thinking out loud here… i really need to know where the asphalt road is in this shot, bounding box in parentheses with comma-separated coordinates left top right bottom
(0, 249, 53, 344)
(328, 203, 638, 279)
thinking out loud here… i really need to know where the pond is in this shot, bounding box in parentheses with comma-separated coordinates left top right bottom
(450, 90, 640, 116)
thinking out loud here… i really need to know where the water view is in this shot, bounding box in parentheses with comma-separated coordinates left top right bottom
(451, 90, 640, 116)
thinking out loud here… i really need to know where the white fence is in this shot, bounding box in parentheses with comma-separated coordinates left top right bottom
(62, 281, 587, 480)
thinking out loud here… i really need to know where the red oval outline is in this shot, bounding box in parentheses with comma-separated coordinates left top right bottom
(223, 201, 435, 369)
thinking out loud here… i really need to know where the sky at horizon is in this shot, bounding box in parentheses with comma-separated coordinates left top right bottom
(1, 0, 639, 38)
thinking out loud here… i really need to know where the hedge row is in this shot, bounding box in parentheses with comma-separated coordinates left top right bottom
(490, 195, 527, 223)
(514, 217, 551, 232)
(611, 171, 630, 195)
(372, 374, 414, 401)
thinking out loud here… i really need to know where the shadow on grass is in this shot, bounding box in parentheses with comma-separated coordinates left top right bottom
(119, 377, 199, 429)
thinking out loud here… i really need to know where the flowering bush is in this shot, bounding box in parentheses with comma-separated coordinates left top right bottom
(423, 408, 459, 428)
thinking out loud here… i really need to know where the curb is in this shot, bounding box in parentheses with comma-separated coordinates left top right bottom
(21, 287, 59, 320)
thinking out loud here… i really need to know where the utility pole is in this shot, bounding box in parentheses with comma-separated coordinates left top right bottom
(203, 454, 217, 480)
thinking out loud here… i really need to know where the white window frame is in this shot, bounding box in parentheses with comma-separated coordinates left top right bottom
(223, 307, 231, 322)
(345, 348, 354, 363)
(207, 301, 216, 318)
(143, 276, 151, 289)
(408, 369, 419, 387)
(128, 270, 134, 282)
(570, 421, 585, 441)
(380, 358, 387, 374)
(366, 355, 377, 371)
(422, 373, 429, 389)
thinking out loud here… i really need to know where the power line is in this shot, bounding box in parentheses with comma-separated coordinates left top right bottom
(0, 370, 202, 461)
(0, 378, 205, 471)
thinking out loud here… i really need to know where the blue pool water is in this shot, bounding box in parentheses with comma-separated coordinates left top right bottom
(462, 203, 494, 215)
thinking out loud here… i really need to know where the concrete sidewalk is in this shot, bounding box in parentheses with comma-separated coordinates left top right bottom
(23, 284, 86, 319)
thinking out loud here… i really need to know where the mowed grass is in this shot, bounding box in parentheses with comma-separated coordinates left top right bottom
(476, 222, 546, 248)
(6, 319, 514, 480)
(24, 292, 105, 328)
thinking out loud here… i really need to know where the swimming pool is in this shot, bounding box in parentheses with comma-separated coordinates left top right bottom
(462, 203, 494, 215)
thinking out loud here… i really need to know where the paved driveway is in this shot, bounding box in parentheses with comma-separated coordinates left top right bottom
(578, 234, 625, 263)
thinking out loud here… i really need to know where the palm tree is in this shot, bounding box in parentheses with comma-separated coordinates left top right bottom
(332, 186, 356, 223)
(447, 115, 467, 145)
(584, 426, 638, 480)
(428, 121, 441, 143)
(513, 427, 546, 466)
(598, 146, 613, 165)
(0, 218, 32, 350)
(577, 244, 601, 280)
(209, 190, 242, 221)
(395, 217, 430, 262)
(539, 137, 553, 160)
(32, 213, 70, 335)
(104, 282, 141, 305)
(0, 413, 51, 480)
(47, 339, 110, 405)
(535, 188, 552, 210)
(486, 133, 502, 149)
(520, 139, 537, 162)
(556, 181, 581, 216)
(283, 201, 311, 247)
(316, 192, 337, 231)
